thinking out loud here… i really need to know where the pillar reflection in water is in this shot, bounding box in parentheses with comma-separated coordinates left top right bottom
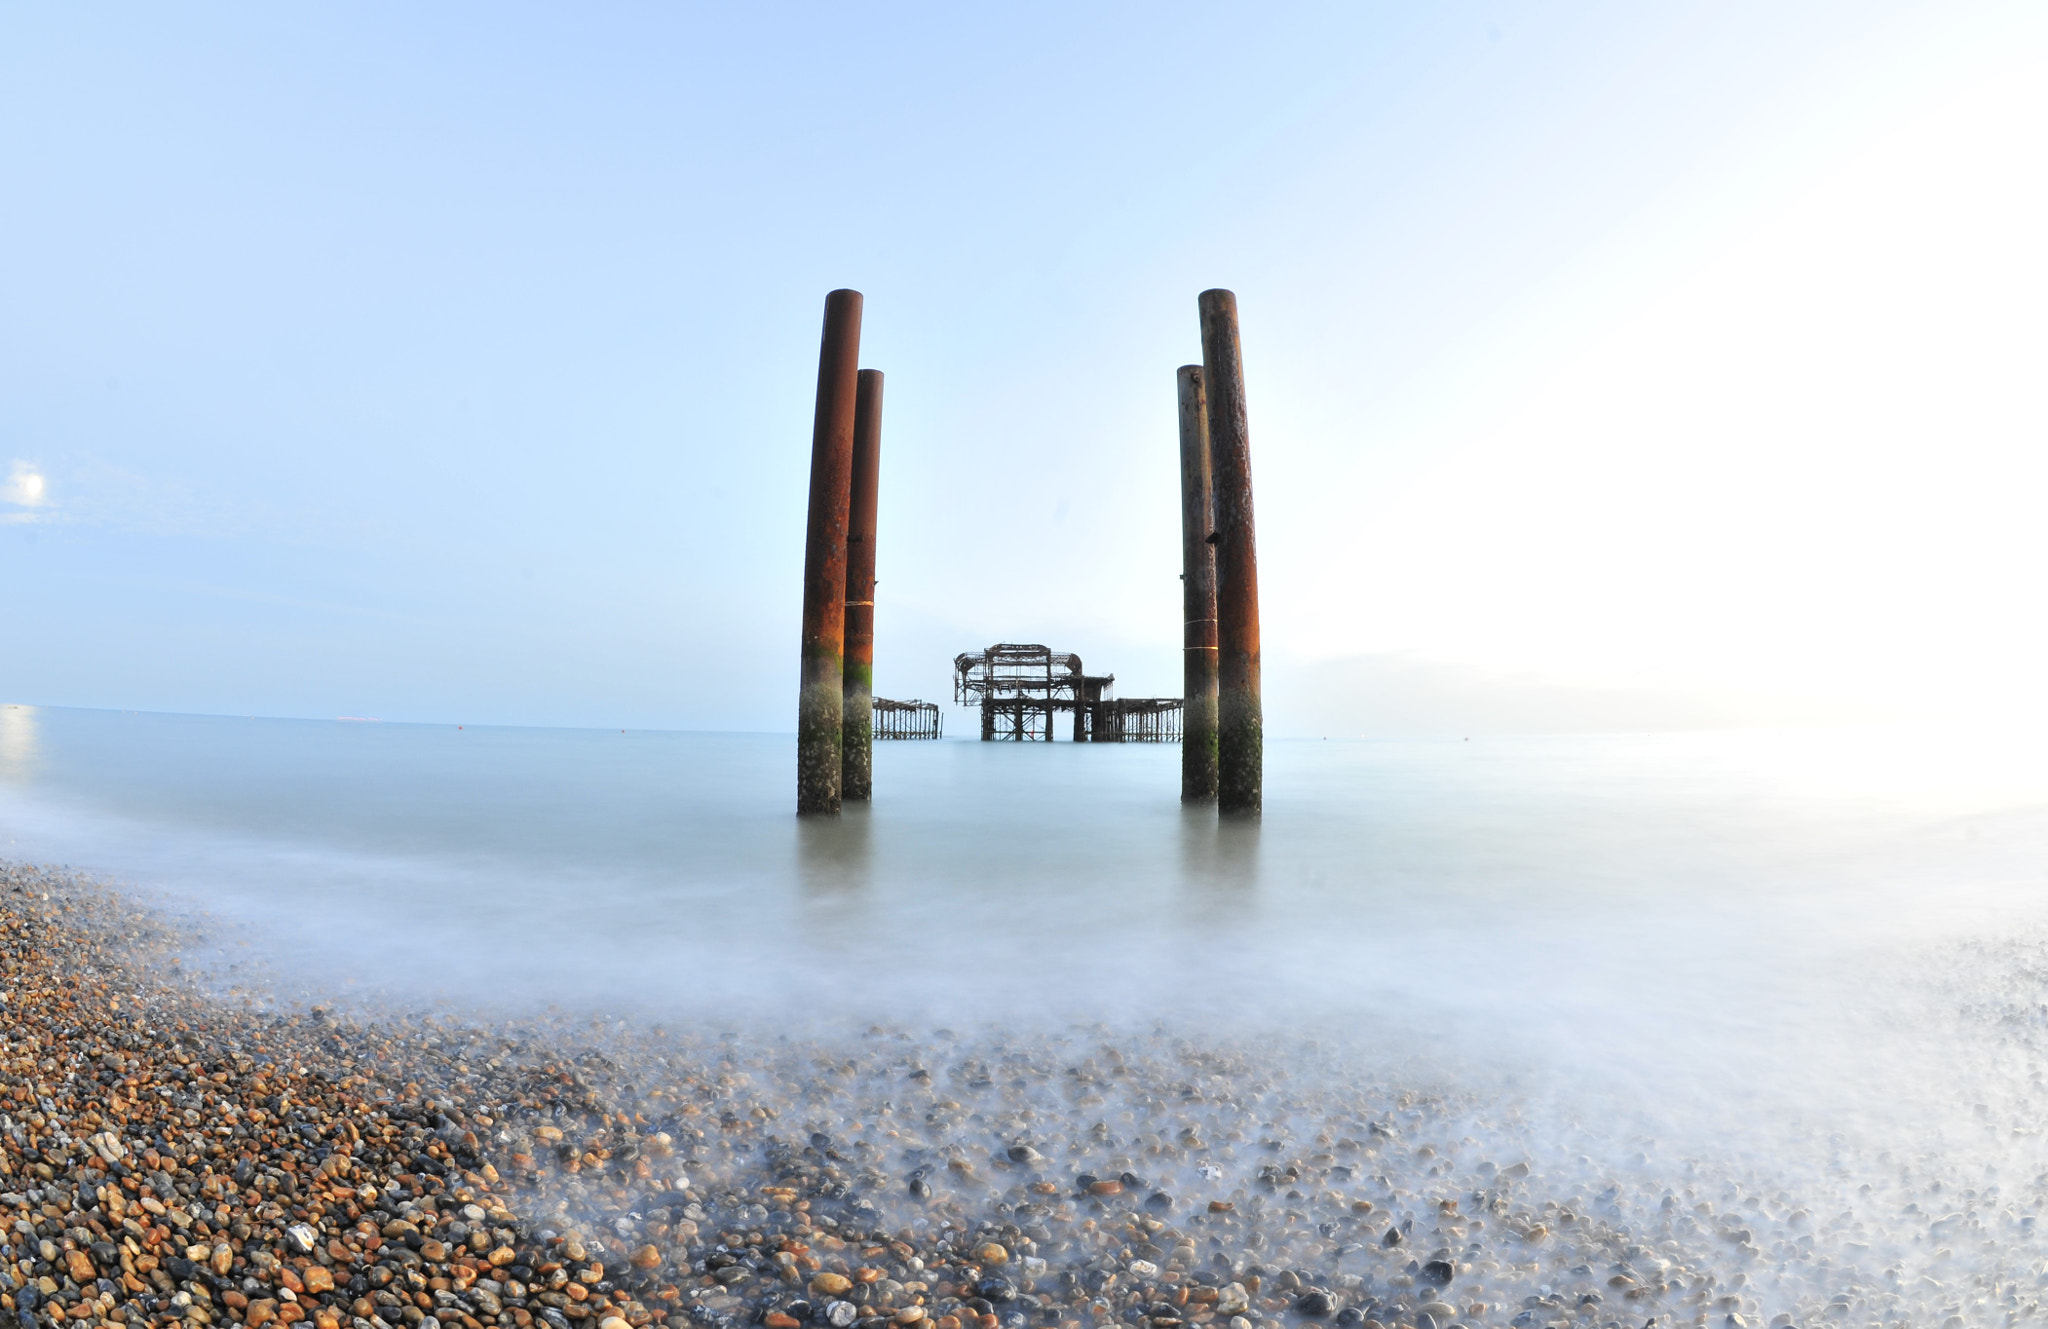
(1178, 803, 1259, 920)
(793, 807, 874, 961)
(796, 804, 873, 899)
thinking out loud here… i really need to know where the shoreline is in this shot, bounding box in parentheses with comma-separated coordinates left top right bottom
(0, 859, 2021, 1329)
(0, 862, 1531, 1329)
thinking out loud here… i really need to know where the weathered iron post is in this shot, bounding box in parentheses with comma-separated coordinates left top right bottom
(842, 368, 884, 802)
(1070, 658, 1088, 742)
(797, 289, 863, 815)
(1198, 290, 1261, 815)
(1177, 364, 1219, 801)
(1076, 676, 1104, 742)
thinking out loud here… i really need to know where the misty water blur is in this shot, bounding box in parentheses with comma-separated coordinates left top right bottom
(2, 706, 2044, 1116)
(4, 703, 2048, 1323)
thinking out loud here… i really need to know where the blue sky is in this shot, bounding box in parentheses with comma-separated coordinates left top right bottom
(4, 3, 2043, 733)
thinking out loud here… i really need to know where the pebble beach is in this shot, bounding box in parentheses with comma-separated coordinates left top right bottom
(3, 858, 2044, 1329)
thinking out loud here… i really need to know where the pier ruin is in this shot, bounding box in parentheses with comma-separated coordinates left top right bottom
(792, 286, 1256, 807)
(953, 644, 1183, 742)
(872, 697, 942, 739)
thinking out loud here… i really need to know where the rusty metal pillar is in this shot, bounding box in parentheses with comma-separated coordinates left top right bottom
(1177, 364, 1219, 801)
(842, 369, 884, 802)
(796, 289, 863, 815)
(1198, 290, 1261, 815)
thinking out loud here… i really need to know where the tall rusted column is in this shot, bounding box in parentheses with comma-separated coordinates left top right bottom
(1177, 364, 1219, 801)
(796, 289, 863, 815)
(1198, 290, 1261, 815)
(842, 369, 884, 802)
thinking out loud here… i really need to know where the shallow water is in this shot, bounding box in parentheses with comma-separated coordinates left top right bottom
(4, 704, 2047, 1063)
(5, 704, 2048, 1324)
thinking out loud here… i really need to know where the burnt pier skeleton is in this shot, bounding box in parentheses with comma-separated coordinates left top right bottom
(952, 645, 1182, 743)
(872, 697, 942, 739)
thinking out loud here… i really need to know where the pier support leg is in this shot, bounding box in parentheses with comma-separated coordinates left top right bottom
(1177, 364, 1219, 802)
(797, 290, 863, 815)
(1198, 290, 1262, 816)
(842, 369, 884, 802)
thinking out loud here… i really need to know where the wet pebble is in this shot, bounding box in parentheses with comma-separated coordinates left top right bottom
(0, 859, 2023, 1329)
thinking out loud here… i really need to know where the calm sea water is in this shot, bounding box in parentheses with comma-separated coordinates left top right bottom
(4, 702, 2048, 1186)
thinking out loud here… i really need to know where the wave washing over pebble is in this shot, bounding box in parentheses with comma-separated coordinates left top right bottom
(5, 714, 2048, 1329)
(4, 859, 2048, 1329)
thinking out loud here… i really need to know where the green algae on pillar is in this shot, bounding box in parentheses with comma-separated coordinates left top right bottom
(1198, 290, 1262, 816)
(797, 290, 863, 815)
(842, 368, 884, 802)
(1178, 364, 1220, 802)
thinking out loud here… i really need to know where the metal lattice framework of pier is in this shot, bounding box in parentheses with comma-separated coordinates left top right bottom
(952, 643, 1182, 742)
(872, 697, 942, 739)
(1092, 697, 1183, 742)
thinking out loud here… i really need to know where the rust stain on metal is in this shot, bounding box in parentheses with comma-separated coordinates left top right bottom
(797, 289, 862, 815)
(1178, 364, 1219, 802)
(842, 368, 884, 801)
(1198, 289, 1262, 815)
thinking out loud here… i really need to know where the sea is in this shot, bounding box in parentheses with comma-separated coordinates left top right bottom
(4, 703, 2048, 1321)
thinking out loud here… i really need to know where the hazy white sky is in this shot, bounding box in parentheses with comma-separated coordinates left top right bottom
(3, 3, 2043, 733)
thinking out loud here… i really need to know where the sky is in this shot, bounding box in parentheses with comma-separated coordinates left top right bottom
(2, 2, 2044, 735)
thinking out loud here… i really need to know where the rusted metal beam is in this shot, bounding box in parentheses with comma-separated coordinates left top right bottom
(796, 289, 863, 815)
(872, 696, 940, 739)
(842, 368, 884, 801)
(1177, 364, 1219, 801)
(1198, 289, 1262, 815)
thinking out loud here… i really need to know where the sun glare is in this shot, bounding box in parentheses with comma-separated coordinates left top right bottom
(1286, 34, 2048, 728)
(3, 461, 47, 509)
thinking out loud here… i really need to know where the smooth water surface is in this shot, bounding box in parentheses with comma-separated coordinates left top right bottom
(4, 703, 2048, 1176)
